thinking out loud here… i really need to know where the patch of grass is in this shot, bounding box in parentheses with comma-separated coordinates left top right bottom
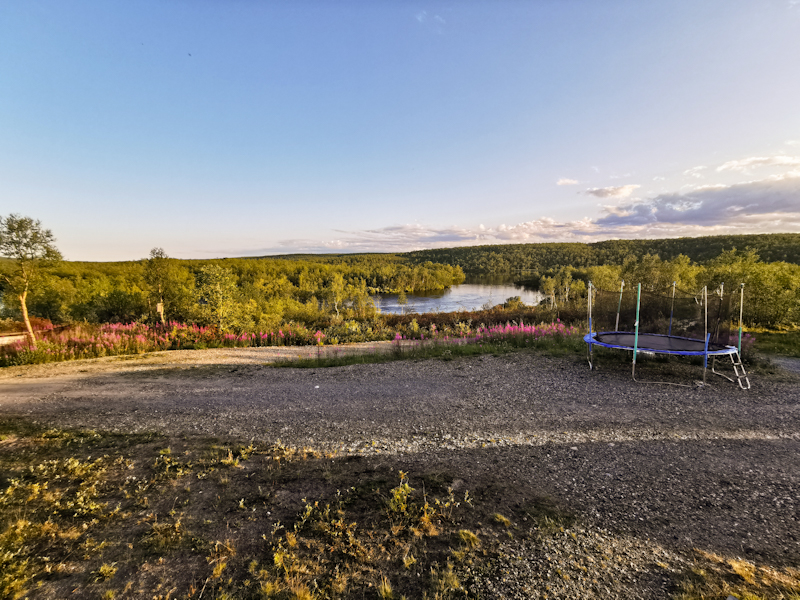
(0, 419, 499, 598)
(674, 549, 800, 600)
(236, 470, 486, 598)
(754, 329, 800, 358)
(492, 513, 512, 528)
(91, 562, 118, 582)
(522, 495, 578, 531)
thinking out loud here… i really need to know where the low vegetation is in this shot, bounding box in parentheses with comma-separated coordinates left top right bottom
(0, 309, 574, 368)
(2, 420, 798, 599)
(0, 419, 513, 599)
(2, 223, 799, 372)
(283, 321, 583, 369)
(749, 328, 800, 358)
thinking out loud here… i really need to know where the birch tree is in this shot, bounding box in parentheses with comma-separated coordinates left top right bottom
(0, 215, 62, 346)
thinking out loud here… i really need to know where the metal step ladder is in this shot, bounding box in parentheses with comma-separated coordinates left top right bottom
(712, 351, 751, 390)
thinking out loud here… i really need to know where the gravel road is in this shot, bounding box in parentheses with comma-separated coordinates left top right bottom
(1, 347, 798, 596)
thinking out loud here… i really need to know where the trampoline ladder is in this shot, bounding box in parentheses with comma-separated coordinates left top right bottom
(711, 351, 751, 390)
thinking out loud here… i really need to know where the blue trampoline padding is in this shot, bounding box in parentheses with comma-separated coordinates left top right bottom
(584, 332, 737, 356)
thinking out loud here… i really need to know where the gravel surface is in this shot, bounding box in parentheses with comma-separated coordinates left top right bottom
(1, 346, 799, 597)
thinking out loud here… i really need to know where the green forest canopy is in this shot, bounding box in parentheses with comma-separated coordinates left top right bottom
(1, 233, 799, 330)
(403, 233, 800, 272)
(0, 254, 465, 331)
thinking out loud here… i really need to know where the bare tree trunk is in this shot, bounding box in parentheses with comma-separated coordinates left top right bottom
(19, 289, 37, 348)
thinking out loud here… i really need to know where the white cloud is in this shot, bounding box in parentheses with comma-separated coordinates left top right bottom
(717, 155, 800, 172)
(684, 166, 707, 178)
(693, 184, 728, 191)
(557, 178, 579, 185)
(585, 184, 640, 198)
(786, 140, 800, 146)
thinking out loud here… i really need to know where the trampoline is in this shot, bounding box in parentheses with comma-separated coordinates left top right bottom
(584, 332, 737, 356)
(585, 281, 750, 389)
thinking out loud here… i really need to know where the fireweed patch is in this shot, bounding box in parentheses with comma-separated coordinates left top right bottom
(0, 318, 583, 367)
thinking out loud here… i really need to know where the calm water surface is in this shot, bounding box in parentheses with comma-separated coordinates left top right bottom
(372, 275, 544, 315)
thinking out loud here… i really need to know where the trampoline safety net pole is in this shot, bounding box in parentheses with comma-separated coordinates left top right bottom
(668, 281, 676, 337)
(632, 282, 641, 378)
(587, 281, 593, 368)
(739, 283, 745, 356)
(615, 280, 625, 331)
(703, 285, 708, 384)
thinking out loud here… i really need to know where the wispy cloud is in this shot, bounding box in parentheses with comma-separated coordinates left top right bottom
(717, 155, 800, 172)
(415, 10, 446, 32)
(585, 184, 640, 198)
(684, 166, 707, 178)
(557, 178, 579, 185)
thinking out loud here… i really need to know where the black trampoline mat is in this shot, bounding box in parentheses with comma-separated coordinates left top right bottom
(594, 332, 730, 353)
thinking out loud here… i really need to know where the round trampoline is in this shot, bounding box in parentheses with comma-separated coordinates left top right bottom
(584, 331, 737, 356)
(584, 281, 750, 388)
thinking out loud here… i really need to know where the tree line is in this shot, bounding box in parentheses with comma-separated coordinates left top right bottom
(2, 215, 798, 338)
(0, 217, 465, 338)
(404, 233, 800, 272)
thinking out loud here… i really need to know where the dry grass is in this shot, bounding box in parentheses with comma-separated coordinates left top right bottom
(2, 418, 798, 599)
(0, 419, 497, 599)
(674, 550, 800, 600)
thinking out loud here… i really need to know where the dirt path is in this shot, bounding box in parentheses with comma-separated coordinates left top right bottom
(1, 347, 799, 576)
(771, 355, 800, 374)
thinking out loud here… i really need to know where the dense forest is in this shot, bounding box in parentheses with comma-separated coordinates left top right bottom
(0, 253, 464, 332)
(403, 233, 800, 273)
(529, 250, 800, 329)
(2, 233, 800, 336)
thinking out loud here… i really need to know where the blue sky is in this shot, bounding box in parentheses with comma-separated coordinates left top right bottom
(2, 0, 800, 261)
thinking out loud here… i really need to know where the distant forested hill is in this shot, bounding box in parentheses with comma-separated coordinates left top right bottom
(403, 233, 800, 272)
